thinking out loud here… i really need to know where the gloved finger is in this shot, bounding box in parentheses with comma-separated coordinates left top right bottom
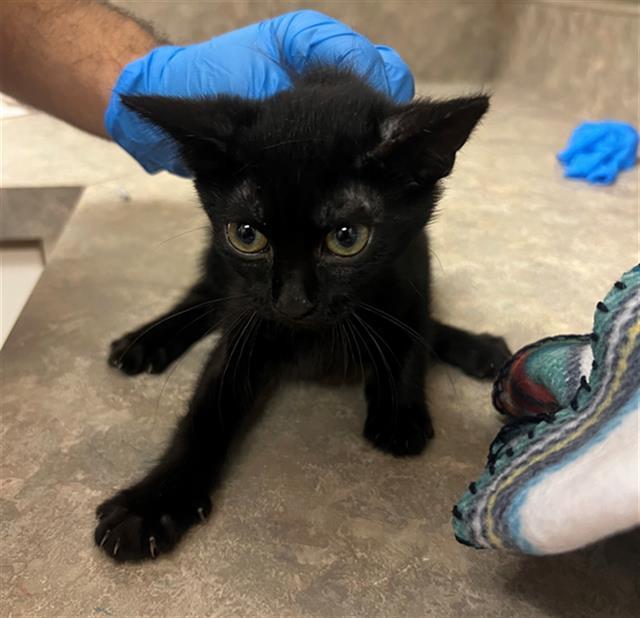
(185, 28, 291, 99)
(269, 10, 391, 98)
(115, 116, 191, 177)
(375, 45, 414, 102)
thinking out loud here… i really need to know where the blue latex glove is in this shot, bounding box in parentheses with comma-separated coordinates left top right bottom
(105, 10, 415, 177)
(557, 121, 638, 185)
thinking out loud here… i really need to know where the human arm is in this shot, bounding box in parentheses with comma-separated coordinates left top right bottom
(0, 0, 159, 137)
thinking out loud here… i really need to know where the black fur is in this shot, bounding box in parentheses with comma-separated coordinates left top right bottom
(95, 68, 510, 562)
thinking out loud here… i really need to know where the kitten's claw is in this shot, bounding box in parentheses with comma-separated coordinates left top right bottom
(108, 332, 173, 376)
(99, 530, 110, 548)
(149, 536, 157, 559)
(95, 485, 212, 561)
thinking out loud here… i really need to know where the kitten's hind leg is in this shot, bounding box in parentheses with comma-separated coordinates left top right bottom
(108, 281, 224, 376)
(431, 320, 511, 379)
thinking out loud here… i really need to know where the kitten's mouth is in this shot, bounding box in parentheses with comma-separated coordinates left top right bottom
(269, 304, 355, 331)
(273, 308, 319, 329)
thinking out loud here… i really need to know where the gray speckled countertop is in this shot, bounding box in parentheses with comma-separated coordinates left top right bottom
(1, 87, 639, 616)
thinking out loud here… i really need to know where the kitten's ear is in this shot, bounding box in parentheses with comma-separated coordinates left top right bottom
(121, 95, 258, 174)
(370, 95, 489, 183)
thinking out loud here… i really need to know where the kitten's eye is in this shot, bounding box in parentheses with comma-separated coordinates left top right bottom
(226, 223, 268, 254)
(325, 224, 370, 257)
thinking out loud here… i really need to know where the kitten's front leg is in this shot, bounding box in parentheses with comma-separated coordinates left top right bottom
(95, 320, 269, 562)
(360, 323, 434, 457)
(108, 281, 220, 375)
(431, 320, 511, 378)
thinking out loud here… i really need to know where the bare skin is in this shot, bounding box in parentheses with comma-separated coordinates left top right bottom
(0, 0, 160, 137)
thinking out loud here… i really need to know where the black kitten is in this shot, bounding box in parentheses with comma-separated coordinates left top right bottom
(96, 68, 510, 562)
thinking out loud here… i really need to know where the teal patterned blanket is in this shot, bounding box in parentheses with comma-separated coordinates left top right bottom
(453, 265, 640, 554)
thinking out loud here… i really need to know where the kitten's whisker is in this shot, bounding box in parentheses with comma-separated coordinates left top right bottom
(232, 313, 259, 390)
(344, 321, 358, 378)
(215, 314, 245, 427)
(358, 301, 443, 362)
(338, 323, 349, 381)
(329, 326, 337, 367)
(155, 315, 227, 415)
(215, 310, 248, 426)
(260, 138, 322, 151)
(354, 311, 401, 370)
(357, 302, 426, 348)
(349, 315, 382, 403)
(155, 351, 189, 416)
(172, 304, 223, 339)
(353, 313, 398, 414)
(232, 162, 255, 177)
(155, 226, 211, 248)
(357, 301, 458, 398)
(341, 322, 354, 377)
(344, 317, 366, 381)
(114, 295, 247, 364)
(244, 316, 263, 398)
(218, 310, 255, 420)
(405, 278, 428, 304)
(172, 289, 253, 341)
(429, 248, 445, 274)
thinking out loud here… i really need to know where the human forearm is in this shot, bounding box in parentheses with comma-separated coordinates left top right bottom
(0, 0, 160, 137)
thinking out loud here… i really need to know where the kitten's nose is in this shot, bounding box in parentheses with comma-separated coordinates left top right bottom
(275, 291, 316, 320)
(272, 265, 317, 320)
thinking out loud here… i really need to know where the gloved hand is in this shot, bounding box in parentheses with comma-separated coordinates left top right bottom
(105, 10, 415, 177)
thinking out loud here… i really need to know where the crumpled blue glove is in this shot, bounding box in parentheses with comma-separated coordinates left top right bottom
(557, 121, 638, 185)
(105, 10, 415, 177)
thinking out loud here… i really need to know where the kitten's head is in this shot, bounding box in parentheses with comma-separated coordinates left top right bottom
(124, 69, 487, 327)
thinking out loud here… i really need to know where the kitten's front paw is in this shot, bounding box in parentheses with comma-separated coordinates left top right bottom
(364, 403, 434, 457)
(94, 489, 211, 562)
(458, 334, 511, 379)
(108, 331, 172, 375)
